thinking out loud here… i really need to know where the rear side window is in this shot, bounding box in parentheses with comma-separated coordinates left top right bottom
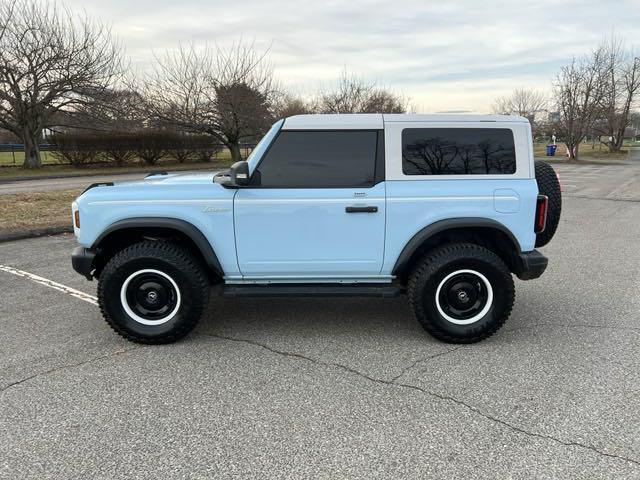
(255, 130, 378, 187)
(402, 128, 516, 175)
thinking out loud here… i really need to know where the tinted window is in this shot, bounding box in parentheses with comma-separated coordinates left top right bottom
(255, 131, 378, 187)
(402, 128, 516, 175)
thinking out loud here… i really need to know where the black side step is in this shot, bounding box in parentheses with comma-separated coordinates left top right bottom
(223, 284, 401, 298)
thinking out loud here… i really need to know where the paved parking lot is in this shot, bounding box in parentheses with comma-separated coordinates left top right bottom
(551, 160, 640, 201)
(1, 165, 640, 478)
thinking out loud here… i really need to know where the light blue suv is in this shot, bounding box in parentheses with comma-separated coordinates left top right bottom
(71, 114, 561, 344)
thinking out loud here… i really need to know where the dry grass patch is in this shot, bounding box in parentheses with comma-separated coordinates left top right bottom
(0, 189, 80, 234)
(533, 143, 630, 161)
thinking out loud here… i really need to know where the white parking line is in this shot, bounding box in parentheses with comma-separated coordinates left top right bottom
(0, 264, 98, 305)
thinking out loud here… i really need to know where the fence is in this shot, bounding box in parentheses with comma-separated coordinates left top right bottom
(0, 144, 58, 166)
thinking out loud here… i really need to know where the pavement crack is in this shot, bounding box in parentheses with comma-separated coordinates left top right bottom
(202, 332, 640, 467)
(0, 345, 143, 394)
(389, 346, 463, 383)
(392, 381, 640, 468)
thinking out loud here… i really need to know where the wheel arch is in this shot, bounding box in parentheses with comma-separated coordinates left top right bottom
(91, 218, 224, 280)
(392, 218, 522, 283)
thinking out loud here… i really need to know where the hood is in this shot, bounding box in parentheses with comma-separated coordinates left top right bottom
(75, 169, 233, 204)
(116, 171, 220, 187)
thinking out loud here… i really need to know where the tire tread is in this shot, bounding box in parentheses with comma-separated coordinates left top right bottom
(98, 241, 209, 344)
(407, 242, 514, 343)
(535, 160, 562, 247)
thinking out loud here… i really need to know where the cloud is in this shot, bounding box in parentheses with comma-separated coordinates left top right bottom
(66, 0, 640, 111)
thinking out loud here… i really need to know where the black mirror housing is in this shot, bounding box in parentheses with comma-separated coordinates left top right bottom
(229, 161, 250, 186)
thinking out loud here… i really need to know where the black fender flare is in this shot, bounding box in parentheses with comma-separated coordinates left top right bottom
(92, 217, 224, 278)
(391, 217, 521, 276)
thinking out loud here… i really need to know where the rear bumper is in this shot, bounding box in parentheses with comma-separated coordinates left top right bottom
(514, 250, 548, 280)
(71, 247, 96, 280)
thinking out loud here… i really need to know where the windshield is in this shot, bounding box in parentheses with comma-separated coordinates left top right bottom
(246, 119, 284, 174)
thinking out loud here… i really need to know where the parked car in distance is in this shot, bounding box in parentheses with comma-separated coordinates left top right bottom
(71, 114, 562, 344)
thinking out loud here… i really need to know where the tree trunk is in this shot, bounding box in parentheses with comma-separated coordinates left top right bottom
(606, 133, 623, 153)
(613, 131, 625, 152)
(565, 142, 579, 161)
(22, 131, 42, 169)
(229, 142, 243, 163)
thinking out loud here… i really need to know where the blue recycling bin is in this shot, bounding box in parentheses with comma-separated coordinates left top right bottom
(546, 144, 557, 156)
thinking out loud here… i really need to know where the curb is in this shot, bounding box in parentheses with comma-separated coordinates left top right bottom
(0, 226, 72, 243)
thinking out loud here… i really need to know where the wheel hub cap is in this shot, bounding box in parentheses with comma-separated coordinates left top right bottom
(435, 270, 494, 325)
(120, 270, 182, 325)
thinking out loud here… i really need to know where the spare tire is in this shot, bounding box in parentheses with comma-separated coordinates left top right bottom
(534, 160, 562, 247)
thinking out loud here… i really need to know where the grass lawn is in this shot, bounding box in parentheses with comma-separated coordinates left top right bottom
(533, 143, 631, 161)
(0, 155, 234, 179)
(0, 149, 239, 167)
(0, 150, 238, 167)
(0, 150, 68, 166)
(0, 189, 80, 236)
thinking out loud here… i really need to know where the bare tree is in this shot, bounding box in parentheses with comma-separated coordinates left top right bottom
(145, 41, 277, 163)
(71, 87, 147, 132)
(273, 94, 312, 118)
(594, 37, 640, 152)
(492, 88, 548, 130)
(317, 70, 407, 114)
(553, 48, 608, 160)
(0, 0, 123, 168)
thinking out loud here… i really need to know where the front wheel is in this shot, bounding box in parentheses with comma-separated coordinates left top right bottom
(98, 241, 210, 344)
(408, 243, 514, 343)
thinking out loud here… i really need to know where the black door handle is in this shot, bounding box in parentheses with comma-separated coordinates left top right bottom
(345, 206, 378, 213)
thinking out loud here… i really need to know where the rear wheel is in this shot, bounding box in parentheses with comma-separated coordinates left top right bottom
(535, 160, 562, 247)
(408, 243, 514, 343)
(98, 241, 209, 344)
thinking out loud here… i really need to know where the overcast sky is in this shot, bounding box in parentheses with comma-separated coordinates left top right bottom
(66, 0, 640, 112)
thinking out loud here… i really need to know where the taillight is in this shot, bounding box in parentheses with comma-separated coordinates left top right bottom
(535, 195, 548, 233)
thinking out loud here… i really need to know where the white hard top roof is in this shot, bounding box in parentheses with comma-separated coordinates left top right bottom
(282, 113, 529, 130)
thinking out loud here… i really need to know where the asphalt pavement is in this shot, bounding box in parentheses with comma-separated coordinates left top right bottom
(1, 171, 640, 478)
(553, 161, 640, 201)
(0, 168, 221, 195)
(0, 172, 171, 195)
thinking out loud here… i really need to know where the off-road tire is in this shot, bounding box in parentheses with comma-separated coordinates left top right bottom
(535, 160, 562, 247)
(98, 241, 209, 344)
(407, 243, 515, 344)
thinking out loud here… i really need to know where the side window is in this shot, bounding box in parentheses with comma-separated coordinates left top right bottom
(402, 128, 516, 175)
(255, 130, 378, 187)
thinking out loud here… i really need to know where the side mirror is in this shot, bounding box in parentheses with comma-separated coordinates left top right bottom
(229, 161, 250, 186)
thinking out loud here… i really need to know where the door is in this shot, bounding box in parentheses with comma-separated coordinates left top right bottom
(234, 129, 386, 278)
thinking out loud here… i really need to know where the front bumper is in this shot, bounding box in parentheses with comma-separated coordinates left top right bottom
(71, 247, 96, 280)
(514, 250, 548, 280)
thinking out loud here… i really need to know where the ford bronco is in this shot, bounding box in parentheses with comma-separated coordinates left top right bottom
(71, 114, 561, 344)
